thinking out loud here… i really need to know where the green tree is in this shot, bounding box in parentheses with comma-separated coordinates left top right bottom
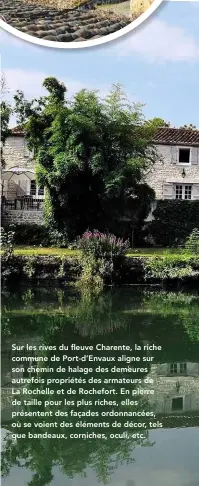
(145, 117, 170, 129)
(1, 74, 12, 167)
(14, 78, 157, 241)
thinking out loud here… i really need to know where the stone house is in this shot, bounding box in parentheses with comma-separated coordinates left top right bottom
(145, 127, 199, 203)
(1, 126, 199, 227)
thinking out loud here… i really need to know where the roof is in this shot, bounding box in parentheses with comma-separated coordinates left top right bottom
(10, 126, 25, 136)
(153, 127, 199, 146)
(10, 126, 199, 146)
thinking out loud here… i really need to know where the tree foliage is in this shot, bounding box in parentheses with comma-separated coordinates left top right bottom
(1, 74, 12, 167)
(14, 77, 158, 241)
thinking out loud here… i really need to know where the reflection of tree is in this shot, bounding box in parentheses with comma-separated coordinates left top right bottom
(2, 420, 151, 486)
(1, 287, 199, 485)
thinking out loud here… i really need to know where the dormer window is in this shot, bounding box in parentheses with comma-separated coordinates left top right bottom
(178, 148, 190, 164)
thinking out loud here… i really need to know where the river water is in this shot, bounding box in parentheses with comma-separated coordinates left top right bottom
(1, 286, 199, 486)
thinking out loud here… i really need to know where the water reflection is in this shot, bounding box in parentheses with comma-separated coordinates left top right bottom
(1, 287, 199, 486)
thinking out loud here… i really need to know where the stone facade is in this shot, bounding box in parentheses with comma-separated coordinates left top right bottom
(2, 133, 44, 226)
(3, 134, 35, 171)
(2, 135, 36, 199)
(145, 144, 199, 201)
(144, 362, 199, 415)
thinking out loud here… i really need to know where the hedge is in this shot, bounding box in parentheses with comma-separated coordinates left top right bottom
(147, 200, 199, 247)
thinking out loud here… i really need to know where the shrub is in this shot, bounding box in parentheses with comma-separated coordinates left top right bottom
(147, 200, 199, 247)
(47, 229, 68, 248)
(7, 224, 68, 248)
(77, 230, 130, 259)
(144, 255, 199, 281)
(185, 228, 199, 254)
(76, 230, 130, 294)
(0, 227, 15, 258)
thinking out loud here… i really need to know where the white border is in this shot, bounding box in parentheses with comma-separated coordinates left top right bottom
(0, 0, 163, 49)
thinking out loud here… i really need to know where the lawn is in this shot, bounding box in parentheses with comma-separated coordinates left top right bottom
(8, 246, 187, 258)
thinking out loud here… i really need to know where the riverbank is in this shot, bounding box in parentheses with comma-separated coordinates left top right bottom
(2, 253, 199, 287)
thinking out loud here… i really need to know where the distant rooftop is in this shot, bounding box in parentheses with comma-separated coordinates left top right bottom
(10, 126, 199, 146)
(153, 127, 199, 146)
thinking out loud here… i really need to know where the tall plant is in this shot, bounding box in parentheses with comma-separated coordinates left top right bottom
(77, 230, 129, 293)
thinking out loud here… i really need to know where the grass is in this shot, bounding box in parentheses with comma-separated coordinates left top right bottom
(12, 247, 79, 257)
(3, 246, 191, 258)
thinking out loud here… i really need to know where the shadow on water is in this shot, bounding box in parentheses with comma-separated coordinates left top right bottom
(1, 286, 199, 486)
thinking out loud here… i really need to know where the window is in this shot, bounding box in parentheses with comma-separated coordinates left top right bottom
(170, 363, 178, 374)
(175, 185, 182, 200)
(170, 363, 187, 375)
(30, 180, 36, 196)
(178, 148, 190, 164)
(38, 186, 44, 196)
(172, 397, 183, 411)
(30, 180, 44, 197)
(180, 363, 187, 374)
(184, 185, 192, 200)
(175, 184, 192, 200)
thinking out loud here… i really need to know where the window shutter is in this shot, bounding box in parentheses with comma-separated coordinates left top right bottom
(164, 398, 171, 414)
(171, 146, 177, 164)
(192, 184, 199, 200)
(191, 147, 199, 165)
(163, 182, 174, 200)
(184, 394, 191, 412)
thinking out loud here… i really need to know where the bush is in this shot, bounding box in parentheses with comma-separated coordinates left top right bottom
(7, 224, 68, 248)
(47, 229, 68, 248)
(0, 227, 15, 258)
(185, 228, 199, 254)
(144, 255, 199, 281)
(147, 200, 199, 247)
(77, 230, 130, 258)
(76, 230, 130, 294)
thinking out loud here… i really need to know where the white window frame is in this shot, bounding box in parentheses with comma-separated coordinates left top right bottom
(175, 184, 193, 200)
(177, 146, 191, 166)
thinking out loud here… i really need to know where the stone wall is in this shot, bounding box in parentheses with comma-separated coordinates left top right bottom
(145, 145, 199, 200)
(3, 135, 35, 170)
(2, 209, 44, 226)
(145, 362, 199, 414)
(3, 135, 36, 199)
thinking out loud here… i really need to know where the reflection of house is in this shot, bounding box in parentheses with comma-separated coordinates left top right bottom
(145, 362, 199, 415)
